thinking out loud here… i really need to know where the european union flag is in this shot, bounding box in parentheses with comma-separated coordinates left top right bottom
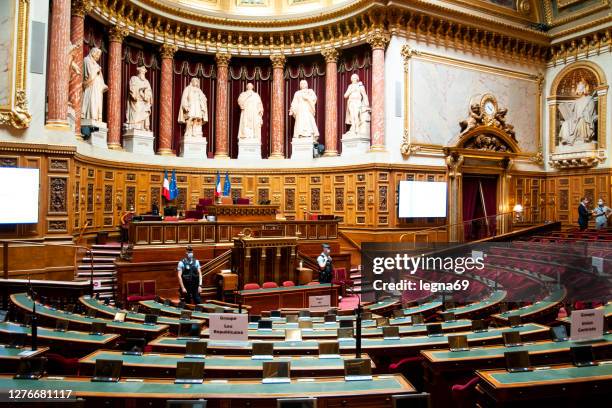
(169, 169, 179, 200)
(223, 171, 231, 197)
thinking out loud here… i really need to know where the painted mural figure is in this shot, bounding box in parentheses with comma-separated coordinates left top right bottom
(558, 80, 597, 146)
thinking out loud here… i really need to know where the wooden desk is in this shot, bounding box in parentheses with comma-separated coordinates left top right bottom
(11, 293, 168, 340)
(0, 374, 415, 407)
(0, 345, 49, 373)
(422, 334, 612, 408)
(492, 287, 566, 325)
(0, 322, 119, 356)
(0, 278, 91, 309)
(476, 363, 612, 407)
(236, 284, 339, 314)
(443, 290, 507, 319)
(78, 350, 374, 378)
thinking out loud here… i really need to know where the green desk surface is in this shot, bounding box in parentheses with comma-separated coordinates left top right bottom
(197, 302, 239, 311)
(238, 284, 340, 295)
(403, 301, 442, 316)
(0, 345, 48, 359)
(493, 287, 567, 320)
(0, 322, 119, 344)
(232, 320, 472, 339)
(478, 363, 612, 387)
(423, 334, 612, 362)
(150, 323, 548, 351)
(0, 375, 414, 398)
(364, 298, 399, 311)
(140, 300, 213, 319)
(11, 293, 168, 333)
(80, 296, 200, 326)
(79, 350, 374, 370)
(445, 291, 507, 315)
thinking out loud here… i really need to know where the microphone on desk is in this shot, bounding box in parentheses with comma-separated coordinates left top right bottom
(355, 303, 362, 359)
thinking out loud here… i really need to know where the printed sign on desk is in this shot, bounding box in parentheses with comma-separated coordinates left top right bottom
(309, 295, 331, 311)
(570, 308, 604, 341)
(592, 256, 604, 275)
(209, 313, 248, 341)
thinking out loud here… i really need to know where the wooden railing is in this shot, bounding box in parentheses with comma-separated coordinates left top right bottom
(201, 249, 232, 279)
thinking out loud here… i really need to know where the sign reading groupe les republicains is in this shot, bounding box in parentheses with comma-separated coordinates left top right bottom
(208, 313, 249, 341)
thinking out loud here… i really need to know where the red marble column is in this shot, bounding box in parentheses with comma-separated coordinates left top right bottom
(46, 0, 71, 129)
(269, 54, 286, 159)
(367, 31, 389, 152)
(69, 0, 90, 138)
(322, 48, 339, 157)
(214, 53, 231, 159)
(106, 26, 128, 150)
(158, 44, 177, 155)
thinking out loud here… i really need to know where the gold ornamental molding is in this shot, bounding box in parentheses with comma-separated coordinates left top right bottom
(0, 0, 31, 129)
(543, 0, 610, 27)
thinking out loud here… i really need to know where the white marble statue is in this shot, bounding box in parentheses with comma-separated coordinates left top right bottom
(178, 78, 208, 138)
(343, 73, 370, 138)
(558, 80, 597, 146)
(289, 79, 319, 139)
(237, 83, 264, 140)
(125, 66, 153, 131)
(81, 47, 107, 122)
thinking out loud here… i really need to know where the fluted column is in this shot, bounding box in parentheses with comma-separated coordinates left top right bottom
(214, 53, 231, 159)
(46, 0, 71, 129)
(269, 54, 286, 159)
(106, 26, 128, 150)
(69, 0, 90, 138)
(158, 44, 177, 155)
(367, 31, 389, 152)
(322, 48, 339, 157)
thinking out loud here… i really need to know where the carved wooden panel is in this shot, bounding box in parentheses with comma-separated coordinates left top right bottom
(150, 174, 161, 183)
(75, 181, 80, 213)
(203, 188, 214, 198)
(285, 176, 296, 184)
(311, 188, 320, 211)
(230, 188, 241, 202)
(103, 217, 113, 227)
(334, 175, 344, 183)
(258, 188, 269, 204)
(0, 157, 18, 167)
(335, 188, 344, 211)
(379, 173, 388, 181)
(150, 187, 161, 208)
(310, 176, 321, 184)
(379, 185, 388, 212)
(126, 173, 136, 181)
(86, 183, 94, 213)
(357, 186, 365, 211)
(104, 171, 113, 180)
(258, 177, 269, 184)
(104, 185, 113, 213)
(126, 186, 136, 210)
(285, 188, 295, 211)
(47, 220, 67, 232)
(87, 169, 94, 178)
(177, 187, 187, 210)
(49, 159, 68, 172)
(48, 177, 67, 214)
(559, 189, 569, 211)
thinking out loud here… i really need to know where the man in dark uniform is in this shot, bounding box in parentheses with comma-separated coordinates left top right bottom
(317, 243, 333, 284)
(578, 197, 591, 231)
(177, 246, 202, 304)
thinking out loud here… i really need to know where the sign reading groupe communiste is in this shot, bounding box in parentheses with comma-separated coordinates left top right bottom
(570, 308, 604, 341)
(208, 313, 249, 341)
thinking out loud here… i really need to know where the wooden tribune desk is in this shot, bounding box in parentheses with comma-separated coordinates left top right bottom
(205, 204, 279, 222)
(0, 374, 415, 407)
(236, 284, 339, 314)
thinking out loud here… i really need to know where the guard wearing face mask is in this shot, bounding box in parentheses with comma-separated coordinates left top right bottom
(177, 246, 202, 304)
(592, 198, 612, 230)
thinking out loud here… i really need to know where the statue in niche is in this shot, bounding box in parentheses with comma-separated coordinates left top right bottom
(289, 79, 319, 139)
(558, 80, 597, 146)
(125, 66, 153, 131)
(81, 47, 107, 122)
(178, 78, 208, 138)
(343, 73, 370, 139)
(237, 83, 263, 140)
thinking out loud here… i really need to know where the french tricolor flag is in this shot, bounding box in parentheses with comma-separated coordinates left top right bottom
(215, 171, 222, 197)
(162, 170, 171, 200)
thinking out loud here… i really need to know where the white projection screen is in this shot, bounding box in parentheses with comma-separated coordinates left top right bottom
(0, 168, 40, 223)
(398, 180, 447, 218)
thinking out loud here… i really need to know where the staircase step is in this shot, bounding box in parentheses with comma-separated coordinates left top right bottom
(81, 257, 118, 263)
(91, 243, 122, 249)
(90, 249, 121, 256)
(77, 264, 116, 270)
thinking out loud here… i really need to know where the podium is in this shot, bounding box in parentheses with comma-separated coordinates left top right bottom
(233, 233, 298, 288)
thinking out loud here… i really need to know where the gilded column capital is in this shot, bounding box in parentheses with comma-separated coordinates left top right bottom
(270, 54, 286, 69)
(71, 0, 92, 17)
(160, 43, 178, 59)
(321, 48, 339, 63)
(215, 52, 232, 67)
(108, 25, 129, 43)
(366, 30, 390, 50)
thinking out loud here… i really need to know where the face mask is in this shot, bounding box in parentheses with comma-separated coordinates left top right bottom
(599, 203, 603, 207)
(187, 252, 193, 259)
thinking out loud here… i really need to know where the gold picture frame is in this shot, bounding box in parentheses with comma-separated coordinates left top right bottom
(0, 0, 30, 129)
